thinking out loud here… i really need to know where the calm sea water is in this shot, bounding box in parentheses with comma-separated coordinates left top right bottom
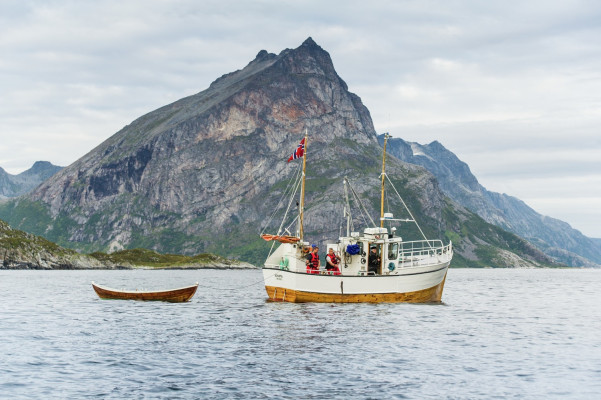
(1, 268, 600, 399)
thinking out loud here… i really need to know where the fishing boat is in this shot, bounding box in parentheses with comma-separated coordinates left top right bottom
(261, 133, 452, 303)
(91, 282, 198, 302)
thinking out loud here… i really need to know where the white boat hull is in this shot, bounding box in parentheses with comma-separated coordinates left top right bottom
(262, 261, 450, 303)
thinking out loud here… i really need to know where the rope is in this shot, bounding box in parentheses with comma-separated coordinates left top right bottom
(260, 163, 302, 236)
(346, 177, 377, 227)
(264, 174, 303, 261)
(283, 215, 299, 236)
(275, 173, 302, 236)
(194, 271, 276, 291)
(385, 174, 433, 249)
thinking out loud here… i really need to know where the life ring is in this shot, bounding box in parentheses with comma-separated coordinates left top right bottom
(375, 235, 380, 239)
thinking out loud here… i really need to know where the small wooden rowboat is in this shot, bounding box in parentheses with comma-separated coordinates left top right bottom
(92, 282, 199, 302)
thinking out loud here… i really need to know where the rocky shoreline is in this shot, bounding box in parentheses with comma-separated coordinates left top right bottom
(1, 262, 258, 270)
(1, 258, 257, 270)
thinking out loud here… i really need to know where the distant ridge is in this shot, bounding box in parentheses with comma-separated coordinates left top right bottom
(380, 134, 601, 267)
(0, 161, 63, 198)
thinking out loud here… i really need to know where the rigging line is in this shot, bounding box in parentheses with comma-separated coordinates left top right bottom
(343, 178, 354, 234)
(344, 177, 365, 228)
(265, 169, 303, 260)
(195, 272, 276, 291)
(346, 178, 377, 227)
(260, 162, 302, 235)
(267, 163, 301, 231)
(275, 170, 302, 236)
(284, 215, 299, 235)
(266, 174, 302, 260)
(261, 162, 302, 234)
(349, 185, 369, 228)
(385, 174, 433, 248)
(266, 215, 299, 261)
(267, 173, 300, 258)
(266, 239, 277, 260)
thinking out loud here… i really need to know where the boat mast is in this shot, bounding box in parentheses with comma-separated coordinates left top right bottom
(343, 177, 351, 237)
(299, 130, 308, 242)
(380, 133, 389, 228)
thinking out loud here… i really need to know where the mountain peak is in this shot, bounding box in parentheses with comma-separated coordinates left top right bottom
(302, 37, 318, 47)
(30, 160, 54, 171)
(254, 49, 276, 62)
(271, 37, 338, 80)
(295, 36, 327, 57)
(23, 161, 62, 176)
(425, 140, 447, 154)
(0, 160, 62, 198)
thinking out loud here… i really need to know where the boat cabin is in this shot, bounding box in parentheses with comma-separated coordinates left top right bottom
(265, 226, 450, 277)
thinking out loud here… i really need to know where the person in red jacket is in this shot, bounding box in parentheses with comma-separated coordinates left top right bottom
(325, 248, 341, 275)
(306, 245, 320, 274)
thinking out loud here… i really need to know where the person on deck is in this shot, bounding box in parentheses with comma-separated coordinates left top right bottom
(306, 245, 320, 274)
(368, 246, 380, 275)
(302, 245, 311, 258)
(325, 248, 341, 275)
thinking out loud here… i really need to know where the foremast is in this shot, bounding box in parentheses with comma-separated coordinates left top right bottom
(299, 130, 308, 243)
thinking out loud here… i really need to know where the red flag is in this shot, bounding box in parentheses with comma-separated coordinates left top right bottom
(287, 138, 305, 162)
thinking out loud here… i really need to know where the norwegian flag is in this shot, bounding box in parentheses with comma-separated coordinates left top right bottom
(287, 138, 305, 162)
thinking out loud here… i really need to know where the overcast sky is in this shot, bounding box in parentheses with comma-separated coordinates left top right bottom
(1, 0, 600, 237)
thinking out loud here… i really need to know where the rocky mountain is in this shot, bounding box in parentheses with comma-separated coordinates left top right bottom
(0, 161, 63, 198)
(381, 135, 601, 267)
(0, 38, 560, 268)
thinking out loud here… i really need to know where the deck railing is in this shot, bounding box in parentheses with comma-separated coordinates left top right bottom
(398, 240, 452, 267)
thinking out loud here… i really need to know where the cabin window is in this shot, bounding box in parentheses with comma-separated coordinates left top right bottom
(388, 243, 398, 260)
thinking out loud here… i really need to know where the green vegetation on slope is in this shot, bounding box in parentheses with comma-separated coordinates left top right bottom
(0, 217, 250, 269)
(0, 199, 79, 249)
(0, 218, 76, 257)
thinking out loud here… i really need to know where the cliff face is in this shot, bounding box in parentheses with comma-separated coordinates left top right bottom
(381, 135, 601, 267)
(0, 38, 558, 268)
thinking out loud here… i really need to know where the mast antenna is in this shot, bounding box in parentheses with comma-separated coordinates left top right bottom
(380, 133, 389, 228)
